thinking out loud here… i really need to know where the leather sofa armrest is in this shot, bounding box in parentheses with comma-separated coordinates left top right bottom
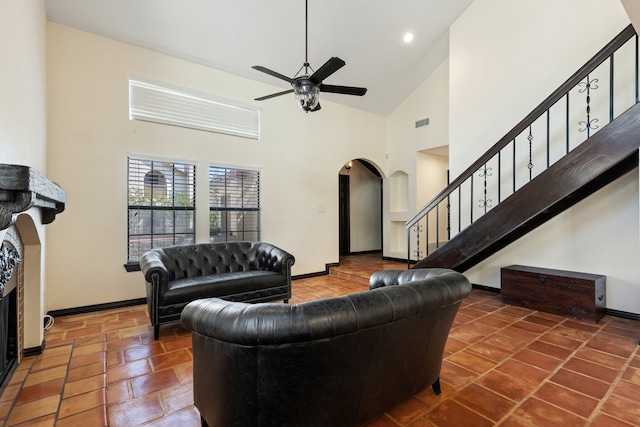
(139, 249, 171, 287)
(369, 270, 405, 289)
(252, 242, 295, 274)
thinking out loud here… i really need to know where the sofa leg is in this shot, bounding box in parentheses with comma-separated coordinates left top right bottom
(284, 298, 289, 303)
(431, 378, 441, 395)
(154, 325, 160, 340)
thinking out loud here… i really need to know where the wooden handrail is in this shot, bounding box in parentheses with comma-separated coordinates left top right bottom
(407, 24, 636, 228)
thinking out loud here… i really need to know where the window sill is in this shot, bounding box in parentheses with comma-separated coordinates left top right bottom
(124, 262, 141, 272)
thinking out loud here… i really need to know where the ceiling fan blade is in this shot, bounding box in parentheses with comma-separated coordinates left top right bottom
(309, 57, 345, 84)
(255, 89, 294, 101)
(252, 66, 296, 84)
(320, 84, 367, 96)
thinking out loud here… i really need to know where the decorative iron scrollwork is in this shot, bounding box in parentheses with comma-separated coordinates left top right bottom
(527, 127, 534, 173)
(412, 223, 423, 260)
(478, 166, 493, 210)
(0, 245, 21, 299)
(578, 77, 600, 135)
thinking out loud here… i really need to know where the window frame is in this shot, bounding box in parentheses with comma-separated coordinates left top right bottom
(209, 164, 261, 243)
(125, 155, 197, 271)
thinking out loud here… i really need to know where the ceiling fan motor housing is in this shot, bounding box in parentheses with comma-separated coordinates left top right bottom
(251, 0, 365, 112)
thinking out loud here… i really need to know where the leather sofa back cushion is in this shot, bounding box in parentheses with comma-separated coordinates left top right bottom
(160, 242, 267, 280)
(182, 272, 470, 345)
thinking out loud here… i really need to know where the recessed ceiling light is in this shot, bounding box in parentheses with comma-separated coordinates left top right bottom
(403, 33, 414, 43)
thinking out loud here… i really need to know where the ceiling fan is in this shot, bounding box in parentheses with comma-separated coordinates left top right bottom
(252, 0, 367, 113)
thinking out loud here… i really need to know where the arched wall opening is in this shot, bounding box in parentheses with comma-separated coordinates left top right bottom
(338, 159, 383, 256)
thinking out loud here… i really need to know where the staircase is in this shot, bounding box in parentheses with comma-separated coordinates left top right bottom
(407, 25, 640, 272)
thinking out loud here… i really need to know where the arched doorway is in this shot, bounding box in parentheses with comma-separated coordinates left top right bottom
(338, 159, 383, 256)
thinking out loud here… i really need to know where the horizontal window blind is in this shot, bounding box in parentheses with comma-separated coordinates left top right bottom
(127, 157, 196, 261)
(209, 166, 261, 242)
(129, 77, 260, 140)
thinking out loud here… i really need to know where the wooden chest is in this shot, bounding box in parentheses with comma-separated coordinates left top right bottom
(500, 265, 606, 322)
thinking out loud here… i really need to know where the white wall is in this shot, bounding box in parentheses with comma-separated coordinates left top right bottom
(0, 0, 48, 171)
(416, 150, 449, 250)
(449, 0, 630, 175)
(0, 0, 49, 348)
(45, 23, 387, 311)
(449, 0, 640, 313)
(385, 58, 450, 258)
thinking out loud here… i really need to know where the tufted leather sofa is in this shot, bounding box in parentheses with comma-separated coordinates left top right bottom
(181, 268, 471, 427)
(139, 241, 295, 339)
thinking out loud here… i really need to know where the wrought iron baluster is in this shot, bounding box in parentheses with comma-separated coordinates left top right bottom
(446, 198, 451, 241)
(425, 216, 429, 257)
(407, 228, 411, 269)
(435, 202, 439, 249)
(566, 92, 570, 154)
(635, 34, 640, 104)
(609, 53, 614, 123)
(412, 223, 423, 261)
(578, 74, 599, 137)
(498, 150, 501, 204)
(470, 174, 474, 224)
(478, 164, 492, 214)
(447, 170, 451, 241)
(546, 110, 550, 169)
(527, 125, 534, 181)
(512, 138, 516, 193)
(457, 186, 461, 234)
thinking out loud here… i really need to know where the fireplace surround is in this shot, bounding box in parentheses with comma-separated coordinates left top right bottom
(0, 238, 20, 390)
(0, 164, 66, 390)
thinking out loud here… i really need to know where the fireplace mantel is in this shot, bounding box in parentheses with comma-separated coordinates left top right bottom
(0, 164, 66, 231)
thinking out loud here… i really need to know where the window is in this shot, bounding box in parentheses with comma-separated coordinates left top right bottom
(127, 156, 196, 263)
(209, 166, 260, 242)
(128, 76, 261, 139)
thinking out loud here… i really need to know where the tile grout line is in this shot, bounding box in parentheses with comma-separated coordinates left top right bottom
(584, 330, 640, 425)
(3, 361, 33, 425)
(51, 333, 74, 426)
(415, 294, 526, 424)
(493, 315, 637, 425)
(492, 316, 595, 425)
(442, 296, 611, 426)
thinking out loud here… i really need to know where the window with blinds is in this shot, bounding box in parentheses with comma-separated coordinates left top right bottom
(127, 156, 196, 262)
(128, 77, 260, 140)
(209, 166, 261, 242)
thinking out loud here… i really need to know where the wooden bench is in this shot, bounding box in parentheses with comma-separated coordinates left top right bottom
(500, 265, 605, 322)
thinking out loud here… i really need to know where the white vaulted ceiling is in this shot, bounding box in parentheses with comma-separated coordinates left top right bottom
(45, 0, 474, 116)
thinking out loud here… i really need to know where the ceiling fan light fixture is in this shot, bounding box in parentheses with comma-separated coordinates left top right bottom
(294, 82, 320, 112)
(251, 0, 366, 112)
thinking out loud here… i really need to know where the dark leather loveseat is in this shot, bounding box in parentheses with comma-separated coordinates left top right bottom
(181, 268, 471, 427)
(139, 241, 295, 339)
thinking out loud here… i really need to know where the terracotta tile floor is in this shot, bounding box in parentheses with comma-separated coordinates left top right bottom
(1, 253, 640, 426)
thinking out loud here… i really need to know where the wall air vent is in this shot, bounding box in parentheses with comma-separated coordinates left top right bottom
(415, 118, 430, 128)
